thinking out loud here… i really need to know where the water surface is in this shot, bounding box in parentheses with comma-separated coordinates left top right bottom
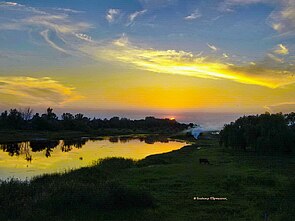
(0, 136, 187, 180)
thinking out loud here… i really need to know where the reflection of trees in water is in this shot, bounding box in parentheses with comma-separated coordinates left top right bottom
(0, 139, 88, 160)
(30, 140, 60, 158)
(30, 140, 59, 152)
(109, 137, 119, 143)
(0, 136, 175, 163)
(108, 135, 170, 144)
(119, 136, 129, 143)
(0, 143, 21, 156)
(45, 148, 52, 158)
(21, 142, 32, 162)
(0, 140, 60, 160)
(0, 142, 32, 162)
(61, 139, 87, 152)
(143, 135, 169, 144)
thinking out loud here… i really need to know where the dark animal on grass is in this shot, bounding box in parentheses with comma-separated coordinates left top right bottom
(199, 158, 210, 164)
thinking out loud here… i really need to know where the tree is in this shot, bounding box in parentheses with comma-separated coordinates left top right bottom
(219, 113, 294, 154)
(20, 107, 33, 121)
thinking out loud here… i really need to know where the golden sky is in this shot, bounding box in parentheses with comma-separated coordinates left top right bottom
(0, 0, 295, 122)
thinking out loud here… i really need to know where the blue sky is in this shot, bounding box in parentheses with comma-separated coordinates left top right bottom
(1, 0, 293, 62)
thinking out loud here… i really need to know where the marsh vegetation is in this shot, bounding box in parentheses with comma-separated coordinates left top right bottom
(0, 113, 294, 220)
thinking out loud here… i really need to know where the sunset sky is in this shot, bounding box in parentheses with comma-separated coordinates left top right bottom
(0, 0, 294, 125)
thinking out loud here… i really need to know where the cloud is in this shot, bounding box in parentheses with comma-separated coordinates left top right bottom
(273, 44, 289, 55)
(220, 0, 295, 37)
(2, 1, 294, 90)
(0, 3, 92, 33)
(267, 53, 283, 63)
(81, 37, 295, 88)
(0, 1, 22, 6)
(264, 101, 295, 113)
(23, 14, 91, 34)
(112, 33, 129, 47)
(207, 43, 218, 51)
(0, 1, 47, 14)
(272, 23, 284, 32)
(269, 0, 295, 37)
(40, 29, 69, 54)
(75, 33, 92, 42)
(223, 53, 229, 58)
(53, 8, 84, 13)
(106, 9, 120, 23)
(219, 0, 270, 12)
(127, 9, 147, 26)
(0, 77, 82, 106)
(0, 2, 93, 54)
(184, 9, 202, 20)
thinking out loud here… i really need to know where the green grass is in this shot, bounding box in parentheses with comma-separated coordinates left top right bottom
(0, 136, 294, 221)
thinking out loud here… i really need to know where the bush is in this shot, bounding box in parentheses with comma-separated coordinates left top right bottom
(95, 157, 136, 172)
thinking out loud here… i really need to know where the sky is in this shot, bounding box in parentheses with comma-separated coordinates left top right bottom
(0, 0, 295, 126)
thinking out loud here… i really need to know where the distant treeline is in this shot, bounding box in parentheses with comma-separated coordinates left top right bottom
(219, 112, 295, 154)
(0, 108, 191, 133)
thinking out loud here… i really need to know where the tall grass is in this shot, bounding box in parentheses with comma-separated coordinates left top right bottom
(0, 158, 154, 221)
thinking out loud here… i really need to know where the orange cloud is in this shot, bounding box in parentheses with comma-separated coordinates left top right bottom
(0, 76, 82, 106)
(82, 37, 295, 88)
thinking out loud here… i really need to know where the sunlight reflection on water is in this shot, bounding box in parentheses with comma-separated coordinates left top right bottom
(0, 136, 187, 180)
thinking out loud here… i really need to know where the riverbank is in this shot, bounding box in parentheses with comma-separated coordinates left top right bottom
(0, 135, 294, 221)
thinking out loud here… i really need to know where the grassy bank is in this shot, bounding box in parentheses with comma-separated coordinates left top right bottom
(0, 136, 294, 220)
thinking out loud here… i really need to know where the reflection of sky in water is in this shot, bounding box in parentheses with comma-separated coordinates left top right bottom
(0, 138, 186, 180)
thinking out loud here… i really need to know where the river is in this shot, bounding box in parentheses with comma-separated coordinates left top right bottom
(0, 135, 187, 180)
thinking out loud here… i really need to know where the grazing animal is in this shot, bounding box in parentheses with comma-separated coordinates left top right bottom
(199, 158, 210, 164)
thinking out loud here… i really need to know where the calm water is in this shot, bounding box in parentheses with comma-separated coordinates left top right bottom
(0, 136, 187, 180)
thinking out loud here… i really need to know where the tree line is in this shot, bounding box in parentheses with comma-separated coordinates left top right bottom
(219, 112, 295, 154)
(0, 107, 191, 132)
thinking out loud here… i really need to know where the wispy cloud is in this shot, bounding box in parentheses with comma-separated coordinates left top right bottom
(219, 0, 295, 37)
(0, 76, 82, 106)
(264, 101, 295, 113)
(0, 2, 93, 54)
(274, 44, 289, 55)
(267, 53, 283, 63)
(81, 36, 295, 88)
(106, 9, 120, 23)
(2, 1, 294, 90)
(269, 0, 295, 37)
(207, 43, 218, 51)
(0, 1, 22, 6)
(219, 0, 269, 12)
(23, 14, 91, 34)
(112, 33, 129, 47)
(0, 1, 47, 14)
(127, 9, 147, 26)
(184, 9, 202, 20)
(75, 33, 92, 42)
(40, 29, 69, 54)
(0, 2, 91, 33)
(223, 53, 229, 58)
(53, 8, 84, 13)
